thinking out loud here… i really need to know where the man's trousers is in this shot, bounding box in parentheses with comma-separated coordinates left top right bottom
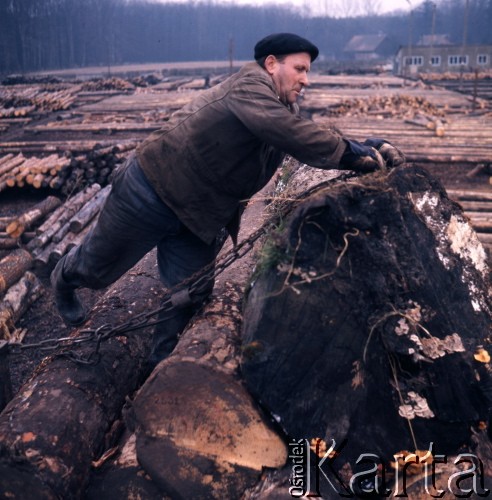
(52, 154, 217, 364)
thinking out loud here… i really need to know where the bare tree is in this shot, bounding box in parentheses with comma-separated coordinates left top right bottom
(334, 0, 362, 17)
(363, 0, 382, 16)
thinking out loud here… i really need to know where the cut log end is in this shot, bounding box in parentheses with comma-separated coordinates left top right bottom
(241, 165, 492, 470)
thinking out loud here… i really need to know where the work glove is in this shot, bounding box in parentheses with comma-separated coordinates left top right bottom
(340, 139, 385, 173)
(363, 138, 405, 168)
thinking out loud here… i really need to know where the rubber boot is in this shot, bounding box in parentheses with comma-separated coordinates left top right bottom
(50, 262, 87, 326)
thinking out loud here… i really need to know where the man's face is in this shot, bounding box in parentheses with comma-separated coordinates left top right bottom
(266, 52, 311, 106)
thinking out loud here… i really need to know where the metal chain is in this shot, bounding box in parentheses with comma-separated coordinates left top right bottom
(5, 171, 355, 364)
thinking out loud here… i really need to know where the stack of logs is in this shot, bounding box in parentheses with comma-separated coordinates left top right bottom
(80, 77, 136, 92)
(322, 94, 445, 119)
(0, 85, 79, 114)
(29, 184, 111, 266)
(0, 184, 112, 337)
(0, 142, 135, 195)
(0, 106, 36, 118)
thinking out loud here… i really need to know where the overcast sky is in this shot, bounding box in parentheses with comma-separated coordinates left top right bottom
(164, 0, 426, 17)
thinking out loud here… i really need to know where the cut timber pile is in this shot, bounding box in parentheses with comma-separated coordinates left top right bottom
(241, 164, 492, 496)
(0, 85, 80, 115)
(422, 70, 492, 81)
(0, 105, 36, 118)
(0, 142, 135, 195)
(80, 78, 136, 92)
(322, 94, 444, 119)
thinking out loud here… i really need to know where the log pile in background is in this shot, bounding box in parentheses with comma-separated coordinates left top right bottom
(28, 115, 166, 134)
(421, 71, 492, 106)
(54, 144, 131, 196)
(421, 70, 492, 81)
(322, 94, 445, 119)
(0, 142, 135, 195)
(80, 77, 136, 92)
(0, 105, 36, 118)
(0, 84, 80, 116)
(0, 179, 109, 255)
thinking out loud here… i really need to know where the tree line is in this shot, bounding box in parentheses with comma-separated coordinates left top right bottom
(0, 0, 491, 75)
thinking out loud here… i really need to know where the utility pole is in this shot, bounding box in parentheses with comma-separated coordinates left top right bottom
(430, 1, 436, 48)
(429, 1, 436, 74)
(460, 0, 470, 90)
(405, 0, 414, 83)
(228, 37, 234, 76)
(462, 0, 469, 49)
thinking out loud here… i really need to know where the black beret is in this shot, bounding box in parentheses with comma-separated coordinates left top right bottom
(254, 33, 319, 62)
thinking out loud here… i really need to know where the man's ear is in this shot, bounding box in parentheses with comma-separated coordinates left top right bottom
(264, 55, 277, 75)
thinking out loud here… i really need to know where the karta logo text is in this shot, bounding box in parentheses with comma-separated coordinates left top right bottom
(288, 438, 489, 498)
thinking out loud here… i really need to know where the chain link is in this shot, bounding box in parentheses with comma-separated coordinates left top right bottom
(5, 171, 355, 364)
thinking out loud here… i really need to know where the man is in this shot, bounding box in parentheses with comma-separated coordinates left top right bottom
(51, 33, 404, 364)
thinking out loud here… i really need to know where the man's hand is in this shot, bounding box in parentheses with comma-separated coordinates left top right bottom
(363, 138, 405, 168)
(340, 139, 384, 173)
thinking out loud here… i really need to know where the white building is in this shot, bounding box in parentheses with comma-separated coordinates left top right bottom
(395, 44, 492, 76)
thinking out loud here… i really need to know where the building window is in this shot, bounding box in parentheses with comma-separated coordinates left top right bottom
(405, 56, 423, 66)
(477, 54, 488, 65)
(430, 56, 441, 66)
(448, 55, 469, 66)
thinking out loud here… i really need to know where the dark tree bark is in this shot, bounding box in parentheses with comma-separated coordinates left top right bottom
(241, 165, 492, 495)
(0, 250, 163, 499)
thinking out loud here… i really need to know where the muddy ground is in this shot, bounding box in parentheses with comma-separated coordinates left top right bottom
(1, 188, 107, 393)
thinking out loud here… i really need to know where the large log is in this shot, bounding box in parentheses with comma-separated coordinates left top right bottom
(85, 185, 289, 499)
(0, 271, 43, 341)
(0, 249, 33, 295)
(0, 251, 164, 498)
(241, 165, 492, 496)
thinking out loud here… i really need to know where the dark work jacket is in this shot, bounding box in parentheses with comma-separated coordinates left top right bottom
(136, 62, 346, 244)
